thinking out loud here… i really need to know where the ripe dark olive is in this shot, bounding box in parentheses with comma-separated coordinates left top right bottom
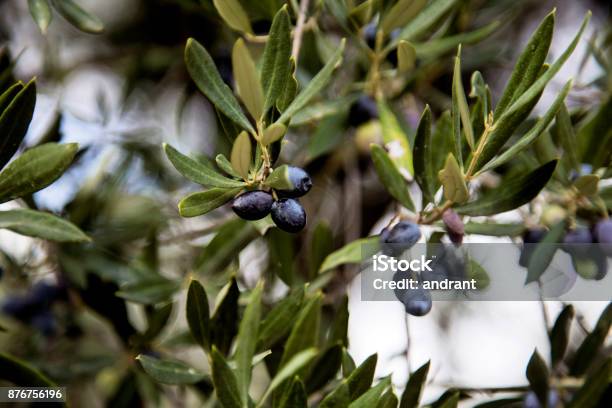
(519, 228, 548, 267)
(442, 209, 464, 245)
(594, 219, 612, 257)
(348, 96, 378, 127)
(392, 272, 432, 316)
(276, 166, 312, 198)
(271, 198, 306, 233)
(232, 191, 274, 220)
(381, 221, 421, 256)
(563, 227, 594, 258)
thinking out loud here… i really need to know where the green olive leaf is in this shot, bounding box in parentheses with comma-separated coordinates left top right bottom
(52, 0, 104, 34)
(232, 39, 264, 120)
(525, 220, 567, 284)
(178, 188, 242, 218)
(136, 354, 207, 385)
(185, 38, 255, 134)
(0, 352, 56, 386)
(371, 144, 415, 211)
(494, 10, 555, 119)
(413, 105, 434, 203)
(259, 348, 318, 405)
(230, 131, 252, 180)
(453, 46, 474, 151)
(457, 160, 558, 216)
(526, 349, 550, 405)
(261, 123, 287, 146)
(28, 0, 52, 34)
(550, 305, 574, 366)
(265, 164, 293, 190)
(400, 361, 430, 408)
(0, 80, 36, 171)
(397, 40, 416, 73)
(277, 39, 346, 124)
(347, 353, 377, 400)
(349, 377, 391, 408)
(234, 282, 263, 402)
(164, 144, 246, 188)
(0, 209, 90, 243)
(438, 153, 468, 204)
(211, 346, 243, 408)
(261, 6, 292, 114)
(0, 143, 78, 204)
(212, 0, 252, 34)
(186, 279, 210, 352)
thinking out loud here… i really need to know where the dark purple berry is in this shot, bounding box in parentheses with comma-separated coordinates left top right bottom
(381, 221, 421, 256)
(271, 198, 306, 233)
(594, 219, 612, 256)
(392, 272, 432, 316)
(348, 96, 378, 127)
(232, 191, 274, 221)
(442, 209, 464, 245)
(276, 166, 312, 198)
(563, 228, 593, 244)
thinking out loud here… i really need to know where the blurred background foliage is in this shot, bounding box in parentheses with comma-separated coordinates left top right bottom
(0, 0, 611, 406)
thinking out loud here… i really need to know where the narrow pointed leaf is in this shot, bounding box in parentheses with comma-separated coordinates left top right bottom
(211, 347, 243, 408)
(349, 377, 391, 408)
(211, 277, 240, 355)
(0, 80, 36, 171)
(234, 282, 263, 401)
(413, 105, 433, 202)
(136, 355, 206, 385)
(320, 382, 350, 408)
(550, 305, 574, 366)
(457, 160, 558, 216)
(526, 349, 549, 405)
(178, 188, 242, 217)
(277, 59, 298, 112)
(400, 360, 430, 408)
(52, 0, 104, 33)
(116, 278, 180, 304)
(277, 40, 346, 124)
(0, 143, 78, 204)
(186, 279, 210, 351)
(556, 102, 579, 171)
(185, 38, 254, 133)
(231, 131, 252, 180)
(371, 144, 415, 210)
(347, 353, 378, 401)
(569, 303, 612, 376)
(212, 0, 252, 34)
(439, 153, 468, 204)
(261, 7, 292, 113)
(232, 39, 264, 120)
(278, 377, 307, 408)
(280, 295, 321, 368)
(28, 0, 52, 33)
(413, 21, 500, 60)
(494, 11, 555, 118)
(258, 287, 304, 351)
(453, 47, 474, 150)
(215, 153, 241, 179)
(567, 358, 612, 408)
(259, 348, 318, 404)
(164, 144, 245, 187)
(381, 0, 427, 34)
(0, 209, 89, 242)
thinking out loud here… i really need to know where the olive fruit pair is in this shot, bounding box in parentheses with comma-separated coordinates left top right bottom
(231, 166, 311, 233)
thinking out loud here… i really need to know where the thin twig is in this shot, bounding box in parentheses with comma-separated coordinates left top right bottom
(291, 0, 311, 63)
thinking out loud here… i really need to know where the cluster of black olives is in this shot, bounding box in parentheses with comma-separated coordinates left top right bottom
(379, 221, 432, 316)
(1, 281, 66, 337)
(520, 219, 612, 277)
(232, 166, 312, 233)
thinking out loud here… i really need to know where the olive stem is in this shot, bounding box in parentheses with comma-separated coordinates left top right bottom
(466, 112, 495, 179)
(420, 200, 453, 225)
(291, 0, 311, 63)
